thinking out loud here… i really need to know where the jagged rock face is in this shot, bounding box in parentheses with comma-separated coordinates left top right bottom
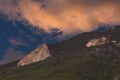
(86, 37, 107, 47)
(17, 44, 51, 67)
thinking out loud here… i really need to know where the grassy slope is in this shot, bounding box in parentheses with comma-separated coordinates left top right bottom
(0, 54, 120, 80)
(0, 27, 120, 80)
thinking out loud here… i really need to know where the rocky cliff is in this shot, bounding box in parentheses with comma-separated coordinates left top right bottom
(17, 43, 51, 67)
(86, 37, 108, 47)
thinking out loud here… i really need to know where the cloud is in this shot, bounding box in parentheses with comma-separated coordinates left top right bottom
(0, 0, 120, 37)
(0, 0, 21, 20)
(0, 48, 25, 65)
(8, 37, 30, 46)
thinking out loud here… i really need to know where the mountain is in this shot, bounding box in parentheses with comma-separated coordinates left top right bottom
(0, 26, 120, 80)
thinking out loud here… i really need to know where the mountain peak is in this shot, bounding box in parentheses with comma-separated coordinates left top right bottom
(17, 43, 51, 67)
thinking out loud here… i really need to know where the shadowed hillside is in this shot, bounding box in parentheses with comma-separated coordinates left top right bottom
(0, 26, 120, 80)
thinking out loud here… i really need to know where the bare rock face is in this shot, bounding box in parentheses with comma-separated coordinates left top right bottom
(86, 37, 107, 48)
(17, 43, 51, 67)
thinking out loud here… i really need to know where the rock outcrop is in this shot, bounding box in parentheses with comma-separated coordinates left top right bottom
(17, 43, 51, 67)
(86, 37, 107, 47)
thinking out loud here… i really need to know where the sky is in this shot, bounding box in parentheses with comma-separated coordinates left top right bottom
(0, 19, 61, 65)
(0, 0, 120, 64)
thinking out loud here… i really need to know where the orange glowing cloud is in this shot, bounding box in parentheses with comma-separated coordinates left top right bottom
(0, 0, 120, 37)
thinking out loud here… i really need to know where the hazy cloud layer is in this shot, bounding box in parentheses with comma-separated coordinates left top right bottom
(9, 37, 30, 46)
(0, 48, 25, 65)
(0, 0, 120, 37)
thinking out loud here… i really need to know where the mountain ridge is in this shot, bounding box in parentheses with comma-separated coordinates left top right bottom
(0, 26, 120, 80)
